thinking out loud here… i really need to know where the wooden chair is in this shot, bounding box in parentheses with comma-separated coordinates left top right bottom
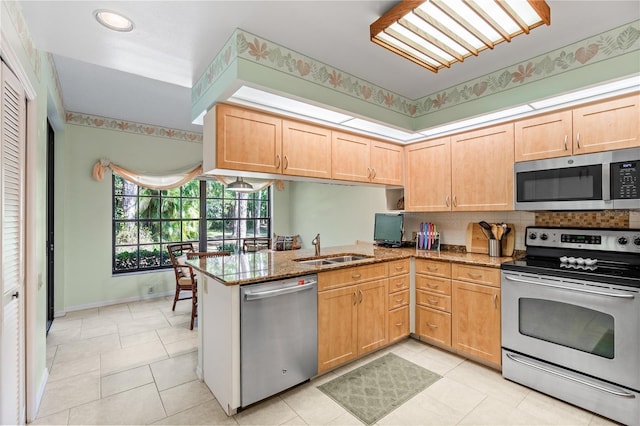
(167, 243, 230, 330)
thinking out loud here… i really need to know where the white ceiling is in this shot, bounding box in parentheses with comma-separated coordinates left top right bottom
(19, 1, 640, 134)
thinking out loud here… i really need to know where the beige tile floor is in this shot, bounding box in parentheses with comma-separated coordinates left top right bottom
(34, 296, 619, 425)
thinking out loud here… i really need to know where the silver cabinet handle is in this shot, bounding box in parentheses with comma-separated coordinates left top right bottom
(284, 155, 289, 170)
(395, 322, 404, 327)
(493, 294, 498, 308)
(394, 281, 404, 287)
(427, 322, 438, 329)
(367, 167, 372, 180)
(372, 168, 377, 180)
(576, 132, 581, 149)
(453, 195, 457, 207)
(427, 283, 439, 289)
(563, 135, 568, 150)
(468, 272, 482, 278)
(395, 297, 404, 303)
(504, 275, 635, 299)
(427, 298, 439, 304)
(427, 266, 438, 271)
(275, 154, 281, 169)
(506, 353, 635, 398)
(352, 273, 362, 279)
(359, 289, 364, 303)
(445, 195, 450, 207)
(353, 291, 358, 305)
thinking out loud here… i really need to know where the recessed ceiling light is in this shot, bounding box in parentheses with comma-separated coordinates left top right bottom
(94, 9, 134, 32)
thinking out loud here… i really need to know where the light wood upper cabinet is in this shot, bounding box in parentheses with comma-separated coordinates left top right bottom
(405, 137, 452, 211)
(216, 103, 282, 173)
(515, 110, 573, 161)
(332, 131, 403, 185)
(370, 141, 403, 185)
(331, 131, 371, 182)
(451, 123, 514, 211)
(572, 93, 640, 154)
(515, 93, 640, 161)
(282, 120, 332, 179)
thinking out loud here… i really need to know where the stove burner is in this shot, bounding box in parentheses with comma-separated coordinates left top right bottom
(559, 256, 598, 266)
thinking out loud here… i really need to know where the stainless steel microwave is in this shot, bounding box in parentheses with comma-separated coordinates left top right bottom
(514, 147, 640, 211)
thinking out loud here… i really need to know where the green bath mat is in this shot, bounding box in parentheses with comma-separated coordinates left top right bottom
(317, 352, 441, 425)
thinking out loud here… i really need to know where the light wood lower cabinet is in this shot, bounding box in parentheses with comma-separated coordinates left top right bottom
(416, 306, 451, 347)
(451, 263, 501, 366)
(318, 264, 389, 373)
(387, 259, 410, 345)
(415, 259, 452, 346)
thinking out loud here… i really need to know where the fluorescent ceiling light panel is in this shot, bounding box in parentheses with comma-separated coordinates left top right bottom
(529, 76, 640, 109)
(231, 86, 353, 123)
(420, 104, 533, 136)
(370, 0, 551, 72)
(342, 118, 424, 141)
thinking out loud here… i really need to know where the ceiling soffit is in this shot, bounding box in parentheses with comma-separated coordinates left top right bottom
(192, 22, 640, 132)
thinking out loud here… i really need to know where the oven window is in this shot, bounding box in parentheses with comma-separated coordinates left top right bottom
(519, 298, 614, 359)
(517, 165, 602, 202)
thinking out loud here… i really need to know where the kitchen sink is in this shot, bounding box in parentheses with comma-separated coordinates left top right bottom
(295, 254, 373, 266)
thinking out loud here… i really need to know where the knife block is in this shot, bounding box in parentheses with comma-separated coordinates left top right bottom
(416, 231, 440, 252)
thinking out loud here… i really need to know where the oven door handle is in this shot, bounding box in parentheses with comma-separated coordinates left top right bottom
(504, 275, 635, 299)
(506, 353, 636, 399)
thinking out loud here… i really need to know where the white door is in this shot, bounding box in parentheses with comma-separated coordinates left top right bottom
(0, 60, 27, 425)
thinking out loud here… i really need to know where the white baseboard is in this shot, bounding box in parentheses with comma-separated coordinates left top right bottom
(59, 291, 173, 314)
(31, 368, 48, 421)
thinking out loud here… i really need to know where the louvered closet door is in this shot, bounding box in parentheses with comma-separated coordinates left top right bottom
(0, 61, 26, 426)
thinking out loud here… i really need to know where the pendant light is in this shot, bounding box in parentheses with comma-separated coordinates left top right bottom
(226, 177, 254, 193)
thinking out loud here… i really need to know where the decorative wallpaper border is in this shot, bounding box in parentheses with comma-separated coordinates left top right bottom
(65, 112, 203, 143)
(4, 0, 41, 81)
(193, 21, 640, 120)
(45, 52, 64, 119)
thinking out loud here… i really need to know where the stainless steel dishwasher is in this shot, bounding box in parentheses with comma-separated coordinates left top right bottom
(240, 274, 318, 407)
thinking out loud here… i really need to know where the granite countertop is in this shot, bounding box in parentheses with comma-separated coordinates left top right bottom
(187, 244, 515, 286)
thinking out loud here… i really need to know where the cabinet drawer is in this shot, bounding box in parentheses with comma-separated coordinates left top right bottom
(415, 259, 451, 278)
(388, 289, 409, 310)
(451, 263, 500, 287)
(318, 262, 389, 291)
(416, 290, 451, 312)
(416, 306, 451, 347)
(389, 274, 409, 293)
(388, 306, 410, 344)
(415, 275, 451, 295)
(388, 259, 410, 277)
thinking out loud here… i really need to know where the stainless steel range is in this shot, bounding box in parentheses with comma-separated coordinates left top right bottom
(501, 226, 640, 425)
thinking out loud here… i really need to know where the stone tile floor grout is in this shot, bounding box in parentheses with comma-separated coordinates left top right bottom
(33, 296, 619, 425)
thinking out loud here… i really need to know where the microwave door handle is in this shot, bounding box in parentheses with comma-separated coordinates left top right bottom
(602, 163, 611, 201)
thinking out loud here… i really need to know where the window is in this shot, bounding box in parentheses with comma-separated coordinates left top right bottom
(112, 176, 270, 273)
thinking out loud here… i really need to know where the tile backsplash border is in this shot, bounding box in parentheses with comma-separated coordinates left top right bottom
(404, 210, 640, 252)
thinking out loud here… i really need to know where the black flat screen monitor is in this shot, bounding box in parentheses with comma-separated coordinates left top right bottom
(373, 213, 403, 247)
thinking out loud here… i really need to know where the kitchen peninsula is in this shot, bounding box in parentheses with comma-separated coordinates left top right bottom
(188, 244, 512, 415)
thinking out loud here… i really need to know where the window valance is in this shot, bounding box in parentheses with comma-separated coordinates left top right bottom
(92, 159, 283, 192)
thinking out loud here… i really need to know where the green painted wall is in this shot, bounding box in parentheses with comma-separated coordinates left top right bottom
(59, 125, 204, 308)
(289, 181, 387, 247)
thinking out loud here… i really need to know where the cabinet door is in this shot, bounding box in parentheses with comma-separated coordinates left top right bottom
(515, 110, 572, 161)
(318, 285, 358, 372)
(282, 120, 332, 179)
(573, 93, 640, 154)
(452, 281, 501, 366)
(451, 123, 514, 211)
(331, 131, 371, 182)
(356, 279, 388, 355)
(370, 140, 403, 185)
(405, 137, 451, 211)
(216, 104, 282, 173)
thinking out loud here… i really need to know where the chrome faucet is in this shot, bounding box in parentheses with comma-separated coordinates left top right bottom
(312, 233, 321, 257)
